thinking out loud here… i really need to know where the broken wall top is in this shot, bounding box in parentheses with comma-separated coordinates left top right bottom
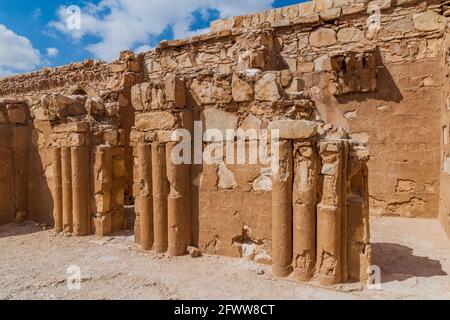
(0, 51, 140, 98)
(209, 0, 448, 32)
(0, 0, 447, 99)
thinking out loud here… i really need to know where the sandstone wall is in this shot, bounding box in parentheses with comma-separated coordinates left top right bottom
(0, 54, 139, 228)
(212, 0, 448, 218)
(440, 28, 450, 237)
(0, 101, 29, 225)
(130, 70, 371, 284)
(0, 0, 448, 283)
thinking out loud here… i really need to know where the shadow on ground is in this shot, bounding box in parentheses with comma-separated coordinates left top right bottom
(372, 243, 447, 283)
(0, 221, 43, 238)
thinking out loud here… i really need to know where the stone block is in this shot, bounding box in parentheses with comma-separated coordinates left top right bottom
(268, 120, 318, 139)
(135, 112, 176, 131)
(165, 74, 186, 108)
(232, 74, 254, 102)
(7, 108, 26, 124)
(255, 73, 282, 102)
(413, 10, 446, 32)
(309, 28, 337, 47)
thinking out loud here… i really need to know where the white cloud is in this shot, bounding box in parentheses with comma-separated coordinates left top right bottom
(46, 47, 60, 57)
(0, 24, 42, 75)
(50, 0, 274, 61)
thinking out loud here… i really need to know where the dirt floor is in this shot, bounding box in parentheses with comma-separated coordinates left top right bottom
(0, 217, 449, 300)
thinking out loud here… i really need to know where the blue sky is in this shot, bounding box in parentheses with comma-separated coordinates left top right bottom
(0, 0, 305, 75)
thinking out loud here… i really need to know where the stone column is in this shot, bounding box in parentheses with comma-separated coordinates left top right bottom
(71, 146, 89, 236)
(93, 147, 113, 236)
(292, 142, 319, 282)
(166, 142, 192, 256)
(52, 148, 63, 233)
(138, 143, 153, 250)
(272, 139, 293, 277)
(347, 163, 371, 282)
(340, 141, 349, 283)
(316, 141, 344, 286)
(61, 147, 73, 233)
(152, 142, 169, 253)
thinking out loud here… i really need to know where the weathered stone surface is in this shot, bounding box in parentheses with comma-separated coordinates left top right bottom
(337, 27, 365, 43)
(314, 55, 332, 72)
(202, 108, 238, 139)
(309, 28, 337, 47)
(342, 3, 366, 15)
(268, 120, 318, 139)
(210, 18, 235, 32)
(298, 61, 315, 73)
(320, 8, 342, 20)
(232, 74, 254, 102)
(131, 83, 151, 111)
(384, 17, 414, 34)
(218, 163, 237, 189)
(7, 109, 26, 124)
(315, 0, 333, 11)
(413, 10, 446, 32)
(135, 112, 176, 131)
(54, 122, 88, 133)
(396, 0, 417, 5)
(367, 0, 392, 12)
(255, 73, 281, 102)
(298, 1, 316, 16)
(165, 74, 186, 108)
(190, 79, 232, 105)
(240, 114, 262, 133)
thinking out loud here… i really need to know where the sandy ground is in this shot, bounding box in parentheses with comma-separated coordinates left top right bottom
(0, 217, 449, 300)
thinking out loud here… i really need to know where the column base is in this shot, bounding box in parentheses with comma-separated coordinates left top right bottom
(272, 264, 293, 278)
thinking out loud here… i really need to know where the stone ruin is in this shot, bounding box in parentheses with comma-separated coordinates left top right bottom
(0, 0, 449, 286)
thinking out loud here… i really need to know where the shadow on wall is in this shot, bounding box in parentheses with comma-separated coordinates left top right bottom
(335, 48, 404, 104)
(372, 242, 447, 283)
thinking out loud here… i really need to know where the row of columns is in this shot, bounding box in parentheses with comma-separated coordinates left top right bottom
(137, 142, 192, 256)
(53, 147, 89, 235)
(272, 139, 351, 286)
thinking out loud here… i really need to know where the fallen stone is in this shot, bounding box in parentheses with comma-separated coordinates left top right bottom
(187, 246, 202, 258)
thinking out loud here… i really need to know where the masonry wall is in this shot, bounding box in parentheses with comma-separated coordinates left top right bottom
(0, 54, 139, 227)
(0, 0, 448, 282)
(440, 28, 450, 237)
(0, 101, 30, 225)
(258, 0, 446, 218)
(141, 0, 448, 221)
(131, 1, 378, 281)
